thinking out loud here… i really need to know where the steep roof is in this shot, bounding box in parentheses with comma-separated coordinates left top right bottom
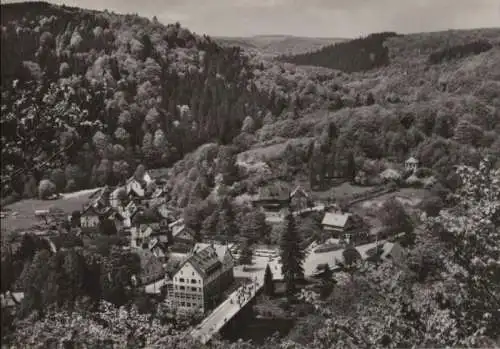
(168, 218, 184, 229)
(127, 171, 153, 187)
(406, 156, 419, 164)
(136, 222, 162, 237)
(110, 187, 124, 201)
(213, 243, 231, 263)
(185, 244, 222, 278)
(321, 211, 352, 228)
(290, 185, 309, 199)
(82, 203, 111, 217)
(172, 224, 187, 237)
(192, 242, 231, 263)
(131, 207, 163, 224)
(380, 168, 402, 180)
(255, 181, 291, 201)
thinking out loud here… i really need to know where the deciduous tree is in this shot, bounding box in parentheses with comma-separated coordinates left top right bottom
(379, 197, 414, 236)
(38, 179, 57, 199)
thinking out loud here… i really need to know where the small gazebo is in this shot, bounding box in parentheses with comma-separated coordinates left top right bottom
(405, 157, 419, 173)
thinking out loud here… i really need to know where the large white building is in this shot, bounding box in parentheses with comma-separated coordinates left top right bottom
(166, 243, 234, 313)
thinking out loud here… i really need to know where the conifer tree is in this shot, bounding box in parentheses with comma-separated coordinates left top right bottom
(238, 239, 253, 265)
(345, 151, 356, 182)
(264, 264, 275, 296)
(280, 209, 305, 299)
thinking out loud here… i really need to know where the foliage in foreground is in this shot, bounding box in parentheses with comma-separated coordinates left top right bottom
(309, 158, 500, 348)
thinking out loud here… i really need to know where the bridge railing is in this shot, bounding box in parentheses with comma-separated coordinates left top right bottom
(191, 281, 263, 344)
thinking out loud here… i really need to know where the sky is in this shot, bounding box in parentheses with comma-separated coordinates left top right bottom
(4, 0, 500, 38)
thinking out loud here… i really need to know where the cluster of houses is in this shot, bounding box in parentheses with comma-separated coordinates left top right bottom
(251, 183, 371, 246)
(79, 171, 195, 258)
(8, 158, 417, 313)
(76, 171, 243, 314)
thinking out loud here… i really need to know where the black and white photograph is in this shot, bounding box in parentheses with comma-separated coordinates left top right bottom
(1, 0, 499, 348)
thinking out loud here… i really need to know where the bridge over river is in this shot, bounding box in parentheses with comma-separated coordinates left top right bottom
(190, 271, 265, 344)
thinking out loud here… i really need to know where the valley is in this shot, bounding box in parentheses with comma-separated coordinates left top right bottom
(1, 1, 499, 348)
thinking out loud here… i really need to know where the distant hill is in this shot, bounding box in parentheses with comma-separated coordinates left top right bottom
(216, 35, 346, 57)
(279, 32, 400, 73)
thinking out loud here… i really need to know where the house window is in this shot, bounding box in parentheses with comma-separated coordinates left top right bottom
(191, 279, 197, 284)
(191, 287, 197, 292)
(180, 286, 185, 290)
(179, 278, 185, 283)
(181, 302, 185, 306)
(192, 272, 195, 276)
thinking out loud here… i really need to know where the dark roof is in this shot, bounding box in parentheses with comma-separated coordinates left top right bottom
(254, 182, 291, 202)
(82, 204, 124, 221)
(82, 204, 110, 216)
(131, 207, 163, 224)
(138, 222, 163, 235)
(290, 185, 310, 199)
(180, 244, 222, 279)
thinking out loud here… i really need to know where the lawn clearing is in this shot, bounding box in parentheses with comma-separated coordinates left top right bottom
(353, 187, 429, 210)
(1, 188, 101, 232)
(312, 182, 375, 201)
(238, 137, 314, 162)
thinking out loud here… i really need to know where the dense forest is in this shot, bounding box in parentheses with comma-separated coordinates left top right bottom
(428, 40, 493, 64)
(278, 32, 399, 73)
(1, 3, 500, 212)
(0, 1, 293, 201)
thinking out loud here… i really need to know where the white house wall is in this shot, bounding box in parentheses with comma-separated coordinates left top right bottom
(174, 262, 204, 286)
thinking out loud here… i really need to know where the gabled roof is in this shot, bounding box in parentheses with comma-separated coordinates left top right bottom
(255, 182, 291, 202)
(81, 203, 109, 217)
(127, 171, 153, 186)
(321, 211, 352, 228)
(110, 187, 124, 199)
(131, 207, 163, 224)
(108, 210, 125, 221)
(172, 224, 187, 237)
(156, 205, 171, 218)
(88, 187, 106, 200)
(193, 242, 232, 263)
(380, 168, 402, 180)
(152, 187, 164, 198)
(213, 243, 232, 263)
(137, 222, 162, 237)
(406, 157, 419, 164)
(168, 218, 184, 229)
(290, 185, 309, 199)
(1, 292, 24, 307)
(182, 244, 222, 279)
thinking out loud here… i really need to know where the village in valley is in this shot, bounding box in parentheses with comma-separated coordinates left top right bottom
(1, 154, 431, 343)
(1, 2, 499, 345)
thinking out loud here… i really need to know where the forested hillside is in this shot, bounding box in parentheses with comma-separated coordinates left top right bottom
(0, 1, 295, 201)
(2, 1, 500, 211)
(279, 32, 399, 72)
